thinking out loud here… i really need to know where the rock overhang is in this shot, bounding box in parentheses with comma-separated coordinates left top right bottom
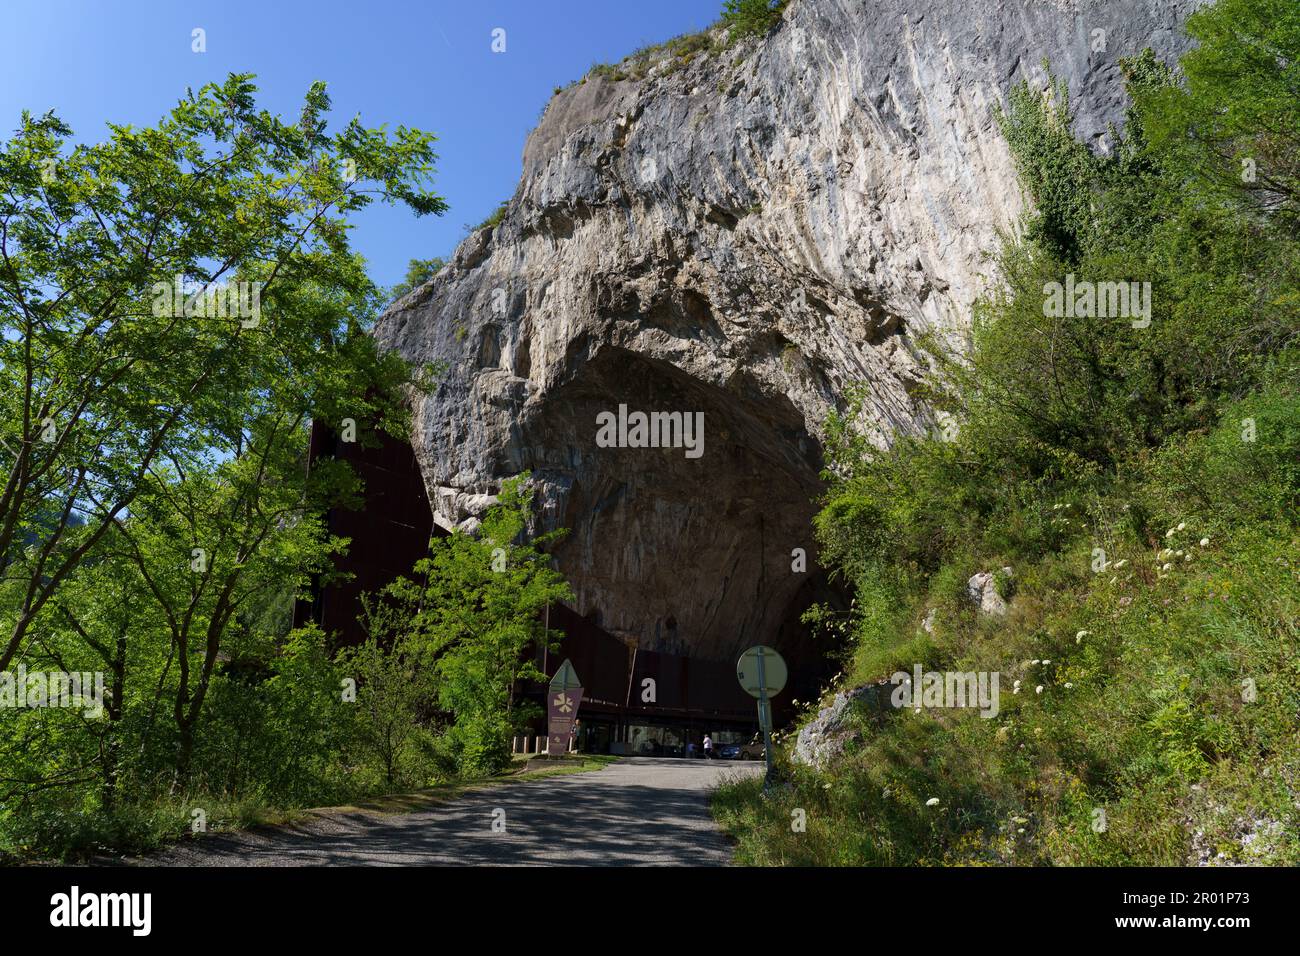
(374, 0, 1202, 663)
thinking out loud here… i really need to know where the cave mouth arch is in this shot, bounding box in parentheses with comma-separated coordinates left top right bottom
(514, 345, 849, 690)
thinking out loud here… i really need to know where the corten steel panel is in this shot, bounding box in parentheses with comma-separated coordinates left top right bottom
(535, 608, 766, 723)
(294, 420, 436, 649)
(626, 647, 757, 721)
(541, 604, 630, 710)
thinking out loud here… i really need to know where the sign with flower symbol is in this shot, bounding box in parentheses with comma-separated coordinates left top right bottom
(546, 659, 584, 755)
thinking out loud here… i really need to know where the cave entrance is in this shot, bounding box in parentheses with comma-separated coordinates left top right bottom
(514, 346, 849, 710)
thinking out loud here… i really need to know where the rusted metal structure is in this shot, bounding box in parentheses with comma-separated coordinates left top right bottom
(293, 423, 437, 647)
(528, 604, 764, 755)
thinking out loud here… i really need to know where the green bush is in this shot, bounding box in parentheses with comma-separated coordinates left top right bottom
(444, 713, 515, 777)
(720, 0, 787, 40)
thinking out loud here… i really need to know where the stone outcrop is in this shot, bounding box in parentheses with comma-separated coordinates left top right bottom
(793, 680, 894, 768)
(967, 567, 1014, 615)
(374, 0, 1200, 663)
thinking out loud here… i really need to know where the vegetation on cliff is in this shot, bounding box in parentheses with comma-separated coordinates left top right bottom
(714, 0, 1300, 865)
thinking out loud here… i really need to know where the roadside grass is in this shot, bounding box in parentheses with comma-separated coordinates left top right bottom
(2, 795, 308, 866)
(508, 753, 621, 779)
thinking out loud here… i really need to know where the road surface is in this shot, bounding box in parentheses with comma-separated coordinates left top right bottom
(136, 757, 761, 866)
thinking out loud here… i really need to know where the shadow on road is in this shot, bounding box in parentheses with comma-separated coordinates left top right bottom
(133, 758, 760, 867)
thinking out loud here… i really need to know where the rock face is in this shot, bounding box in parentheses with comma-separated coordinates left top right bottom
(375, 0, 1199, 663)
(793, 681, 893, 768)
(967, 567, 1014, 616)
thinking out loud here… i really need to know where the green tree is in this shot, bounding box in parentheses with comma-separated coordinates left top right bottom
(1142, 0, 1300, 229)
(389, 256, 446, 301)
(0, 73, 446, 674)
(381, 475, 572, 776)
(337, 632, 431, 789)
(720, 0, 788, 40)
(964, 44, 1298, 479)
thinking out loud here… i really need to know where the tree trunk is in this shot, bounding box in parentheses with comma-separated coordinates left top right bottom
(172, 722, 195, 796)
(100, 631, 127, 813)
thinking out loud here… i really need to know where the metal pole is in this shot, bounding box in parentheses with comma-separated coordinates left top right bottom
(756, 647, 775, 788)
(542, 602, 550, 674)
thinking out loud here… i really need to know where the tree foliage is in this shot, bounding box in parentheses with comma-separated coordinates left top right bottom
(0, 73, 445, 675)
(0, 75, 446, 857)
(389, 256, 446, 301)
(371, 475, 573, 777)
(720, 0, 788, 41)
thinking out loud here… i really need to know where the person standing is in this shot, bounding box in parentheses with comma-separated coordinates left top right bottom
(703, 734, 714, 760)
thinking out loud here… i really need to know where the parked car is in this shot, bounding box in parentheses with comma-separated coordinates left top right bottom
(717, 737, 766, 759)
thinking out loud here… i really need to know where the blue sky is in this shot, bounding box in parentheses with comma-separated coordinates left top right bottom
(0, 0, 717, 290)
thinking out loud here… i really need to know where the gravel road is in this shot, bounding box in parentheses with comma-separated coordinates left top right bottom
(134, 757, 761, 867)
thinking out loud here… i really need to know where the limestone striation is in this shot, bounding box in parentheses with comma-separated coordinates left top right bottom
(374, 0, 1199, 663)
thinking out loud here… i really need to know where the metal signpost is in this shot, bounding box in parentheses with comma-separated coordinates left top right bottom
(736, 645, 787, 787)
(547, 659, 584, 757)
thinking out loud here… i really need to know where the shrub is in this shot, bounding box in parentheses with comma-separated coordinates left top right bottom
(721, 0, 788, 40)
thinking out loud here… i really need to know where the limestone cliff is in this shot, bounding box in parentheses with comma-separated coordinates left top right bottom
(374, 0, 1199, 663)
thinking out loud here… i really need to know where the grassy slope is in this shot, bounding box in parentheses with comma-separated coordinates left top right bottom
(714, 491, 1298, 866)
(713, 0, 1300, 867)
